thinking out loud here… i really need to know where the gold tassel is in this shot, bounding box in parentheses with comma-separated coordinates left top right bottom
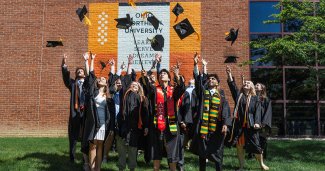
(141, 11, 151, 19)
(195, 31, 201, 41)
(83, 15, 92, 26)
(174, 16, 179, 23)
(129, 0, 136, 8)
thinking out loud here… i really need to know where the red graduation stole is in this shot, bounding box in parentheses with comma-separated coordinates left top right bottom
(74, 80, 79, 110)
(156, 86, 177, 134)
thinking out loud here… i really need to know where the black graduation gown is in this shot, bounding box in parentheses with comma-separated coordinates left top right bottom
(260, 96, 272, 129)
(108, 72, 132, 136)
(139, 75, 185, 163)
(119, 91, 149, 148)
(81, 71, 113, 154)
(227, 79, 263, 154)
(190, 73, 232, 161)
(61, 66, 86, 159)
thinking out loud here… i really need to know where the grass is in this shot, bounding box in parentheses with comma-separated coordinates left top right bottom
(0, 138, 324, 171)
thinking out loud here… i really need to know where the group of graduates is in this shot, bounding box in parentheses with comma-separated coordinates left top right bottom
(62, 52, 272, 171)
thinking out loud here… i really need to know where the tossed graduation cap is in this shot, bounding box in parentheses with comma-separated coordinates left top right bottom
(99, 61, 108, 71)
(172, 3, 184, 22)
(46, 40, 63, 47)
(115, 14, 134, 29)
(173, 18, 200, 40)
(148, 35, 164, 51)
(142, 12, 163, 30)
(225, 28, 239, 46)
(224, 56, 239, 63)
(76, 5, 91, 26)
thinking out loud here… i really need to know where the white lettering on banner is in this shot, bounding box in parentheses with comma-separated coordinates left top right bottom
(117, 4, 170, 71)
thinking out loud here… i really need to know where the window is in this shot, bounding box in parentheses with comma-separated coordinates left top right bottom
(250, 2, 281, 32)
(321, 104, 325, 135)
(286, 103, 317, 135)
(251, 68, 283, 100)
(284, 19, 303, 32)
(250, 1, 322, 136)
(250, 34, 282, 66)
(285, 69, 316, 100)
(272, 103, 285, 136)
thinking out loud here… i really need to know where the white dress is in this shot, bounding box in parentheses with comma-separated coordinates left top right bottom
(94, 94, 107, 141)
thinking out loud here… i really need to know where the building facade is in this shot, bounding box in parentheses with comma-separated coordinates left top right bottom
(0, 0, 322, 137)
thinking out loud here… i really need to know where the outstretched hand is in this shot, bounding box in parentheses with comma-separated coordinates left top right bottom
(91, 53, 96, 60)
(155, 53, 162, 63)
(226, 65, 232, 75)
(83, 52, 89, 61)
(108, 59, 115, 66)
(62, 54, 68, 66)
(201, 58, 208, 66)
(171, 65, 180, 76)
(128, 54, 134, 64)
(176, 59, 182, 69)
(120, 62, 126, 70)
(194, 52, 200, 65)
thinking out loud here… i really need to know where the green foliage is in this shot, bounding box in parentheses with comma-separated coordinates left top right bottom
(249, 0, 325, 88)
(250, 0, 325, 65)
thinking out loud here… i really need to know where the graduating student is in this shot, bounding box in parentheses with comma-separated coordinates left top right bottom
(102, 59, 125, 163)
(255, 83, 272, 159)
(189, 54, 231, 171)
(139, 54, 185, 171)
(226, 66, 269, 171)
(81, 53, 113, 171)
(61, 54, 88, 164)
(116, 79, 149, 171)
(108, 55, 139, 171)
(177, 77, 197, 171)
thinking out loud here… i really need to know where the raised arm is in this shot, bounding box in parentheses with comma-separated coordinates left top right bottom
(193, 52, 200, 77)
(127, 54, 133, 75)
(226, 65, 239, 101)
(201, 58, 207, 75)
(172, 65, 185, 101)
(117, 61, 126, 77)
(61, 54, 72, 90)
(109, 59, 115, 75)
(89, 53, 96, 72)
(83, 52, 90, 76)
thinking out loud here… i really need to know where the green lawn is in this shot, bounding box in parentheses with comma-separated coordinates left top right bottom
(0, 138, 324, 171)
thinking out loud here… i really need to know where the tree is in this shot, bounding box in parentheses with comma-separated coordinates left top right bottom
(250, 0, 325, 95)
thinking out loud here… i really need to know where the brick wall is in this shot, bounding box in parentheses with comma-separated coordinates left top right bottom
(0, 0, 249, 137)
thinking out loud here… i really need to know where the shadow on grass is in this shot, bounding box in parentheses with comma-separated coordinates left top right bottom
(16, 152, 82, 171)
(267, 140, 325, 164)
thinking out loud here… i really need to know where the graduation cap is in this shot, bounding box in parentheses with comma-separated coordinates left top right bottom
(225, 28, 239, 46)
(173, 18, 200, 40)
(76, 5, 91, 26)
(99, 61, 108, 71)
(46, 40, 63, 47)
(148, 35, 164, 51)
(115, 14, 134, 29)
(142, 12, 162, 30)
(172, 3, 184, 22)
(224, 56, 239, 63)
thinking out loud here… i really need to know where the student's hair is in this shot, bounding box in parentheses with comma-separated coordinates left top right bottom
(241, 80, 256, 96)
(256, 82, 267, 99)
(75, 67, 85, 78)
(207, 74, 220, 83)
